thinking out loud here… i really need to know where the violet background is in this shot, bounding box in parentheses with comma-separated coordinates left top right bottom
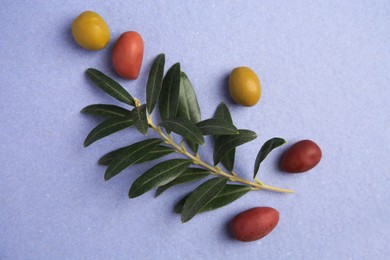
(1, 0, 389, 259)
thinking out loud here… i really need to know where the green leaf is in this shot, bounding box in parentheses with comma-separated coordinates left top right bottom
(175, 185, 251, 214)
(86, 69, 135, 106)
(105, 139, 162, 180)
(213, 129, 257, 165)
(159, 63, 181, 121)
(181, 177, 227, 223)
(220, 151, 235, 172)
(156, 168, 210, 196)
(214, 102, 233, 123)
(83, 117, 134, 147)
(176, 72, 202, 153)
(253, 137, 286, 178)
(81, 104, 132, 119)
(160, 118, 204, 145)
(146, 54, 165, 113)
(129, 159, 192, 198)
(213, 102, 235, 171)
(196, 118, 238, 136)
(131, 104, 148, 135)
(201, 185, 251, 212)
(177, 72, 201, 123)
(98, 145, 174, 166)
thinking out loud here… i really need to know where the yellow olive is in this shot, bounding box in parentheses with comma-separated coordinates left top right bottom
(229, 67, 261, 106)
(71, 11, 110, 51)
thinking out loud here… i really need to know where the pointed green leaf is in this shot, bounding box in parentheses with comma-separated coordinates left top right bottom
(98, 145, 174, 166)
(213, 129, 257, 165)
(105, 139, 162, 180)
(220, 150, 236, 172)
(129, 159, 192, 198)
(131, 104, 148, 135)
(181, 177, 227, 223)
(86, 69, 135, 106)
(146, 54, 165, 113)
(83, 117, 133, 147)
(253, 137, 286, 178)
(81, 104, 132, 119)
(213, 102, 235, 171)
(214, 102, 233, 123)
(201, 185, 251, 212)
(177, 72, 201, 123)
(175, 185, 251, 214)
(176, 72, 201, 153)
(160, 118, 204, 145)
(159, 63, 181, 120)
(156, 168, 210, 196)
(196, 118, 238, 136)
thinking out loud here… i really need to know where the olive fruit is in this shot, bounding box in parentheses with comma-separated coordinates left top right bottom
(112, 31, 144, 80)
(229, 67, 261, 106)
(231, 207, 279, 242)
(71, 11, 110, 50)
(280, 140, 322, 173)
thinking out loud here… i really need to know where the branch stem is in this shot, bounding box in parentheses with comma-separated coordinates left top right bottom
(147, 117, 293, 194)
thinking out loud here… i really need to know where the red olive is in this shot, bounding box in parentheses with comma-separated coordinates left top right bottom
(112, 31, 144, 79)
(280, 140, 322, 173)
(231, 207, 279, 242)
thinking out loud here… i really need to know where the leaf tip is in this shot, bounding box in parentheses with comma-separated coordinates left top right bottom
(155, 188, 163, 197)
(104, 172, 112, 181)
(180, 215, 189, 223)
(85, 68, 96, 76)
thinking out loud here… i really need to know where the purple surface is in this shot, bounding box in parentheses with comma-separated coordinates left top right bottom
(1, 0, 389, 259)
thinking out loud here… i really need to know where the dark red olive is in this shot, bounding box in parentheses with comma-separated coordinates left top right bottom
(280, 140, 322, 173)
(231, 207, 279, 242)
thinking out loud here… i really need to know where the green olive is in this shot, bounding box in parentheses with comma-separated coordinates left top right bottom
(229, 67, 261, 106)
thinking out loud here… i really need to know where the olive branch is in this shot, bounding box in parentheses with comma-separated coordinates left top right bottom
(82, 53, 293, 223)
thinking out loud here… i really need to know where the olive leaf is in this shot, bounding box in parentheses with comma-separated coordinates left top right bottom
(105, 139, 162, 181)
(201, 185, 251, 212)
(159, 63, 181, 121)
(146, 54, 165, 113)
(175, 184, 251, 213)
(181, 177, 227, 223)
(160, 117, 204, 145)
(213, 102, 236, 171)
(155, 168, 210, 196)
(177, 71, 201, 153)
(129, 159, 192, 198)
(83, 117, 134, 147)
(214, 102, 233, 123)
(98, 145, 174, 166)
(196, 118, 238, 136)
(131, 104, 148, 135)
(253, 137, 286, 178)
(213, 129, 257, 166)
(86, 69, 135, 106)
(177, 72, 201, 123)
(81, 104, 132, 119)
